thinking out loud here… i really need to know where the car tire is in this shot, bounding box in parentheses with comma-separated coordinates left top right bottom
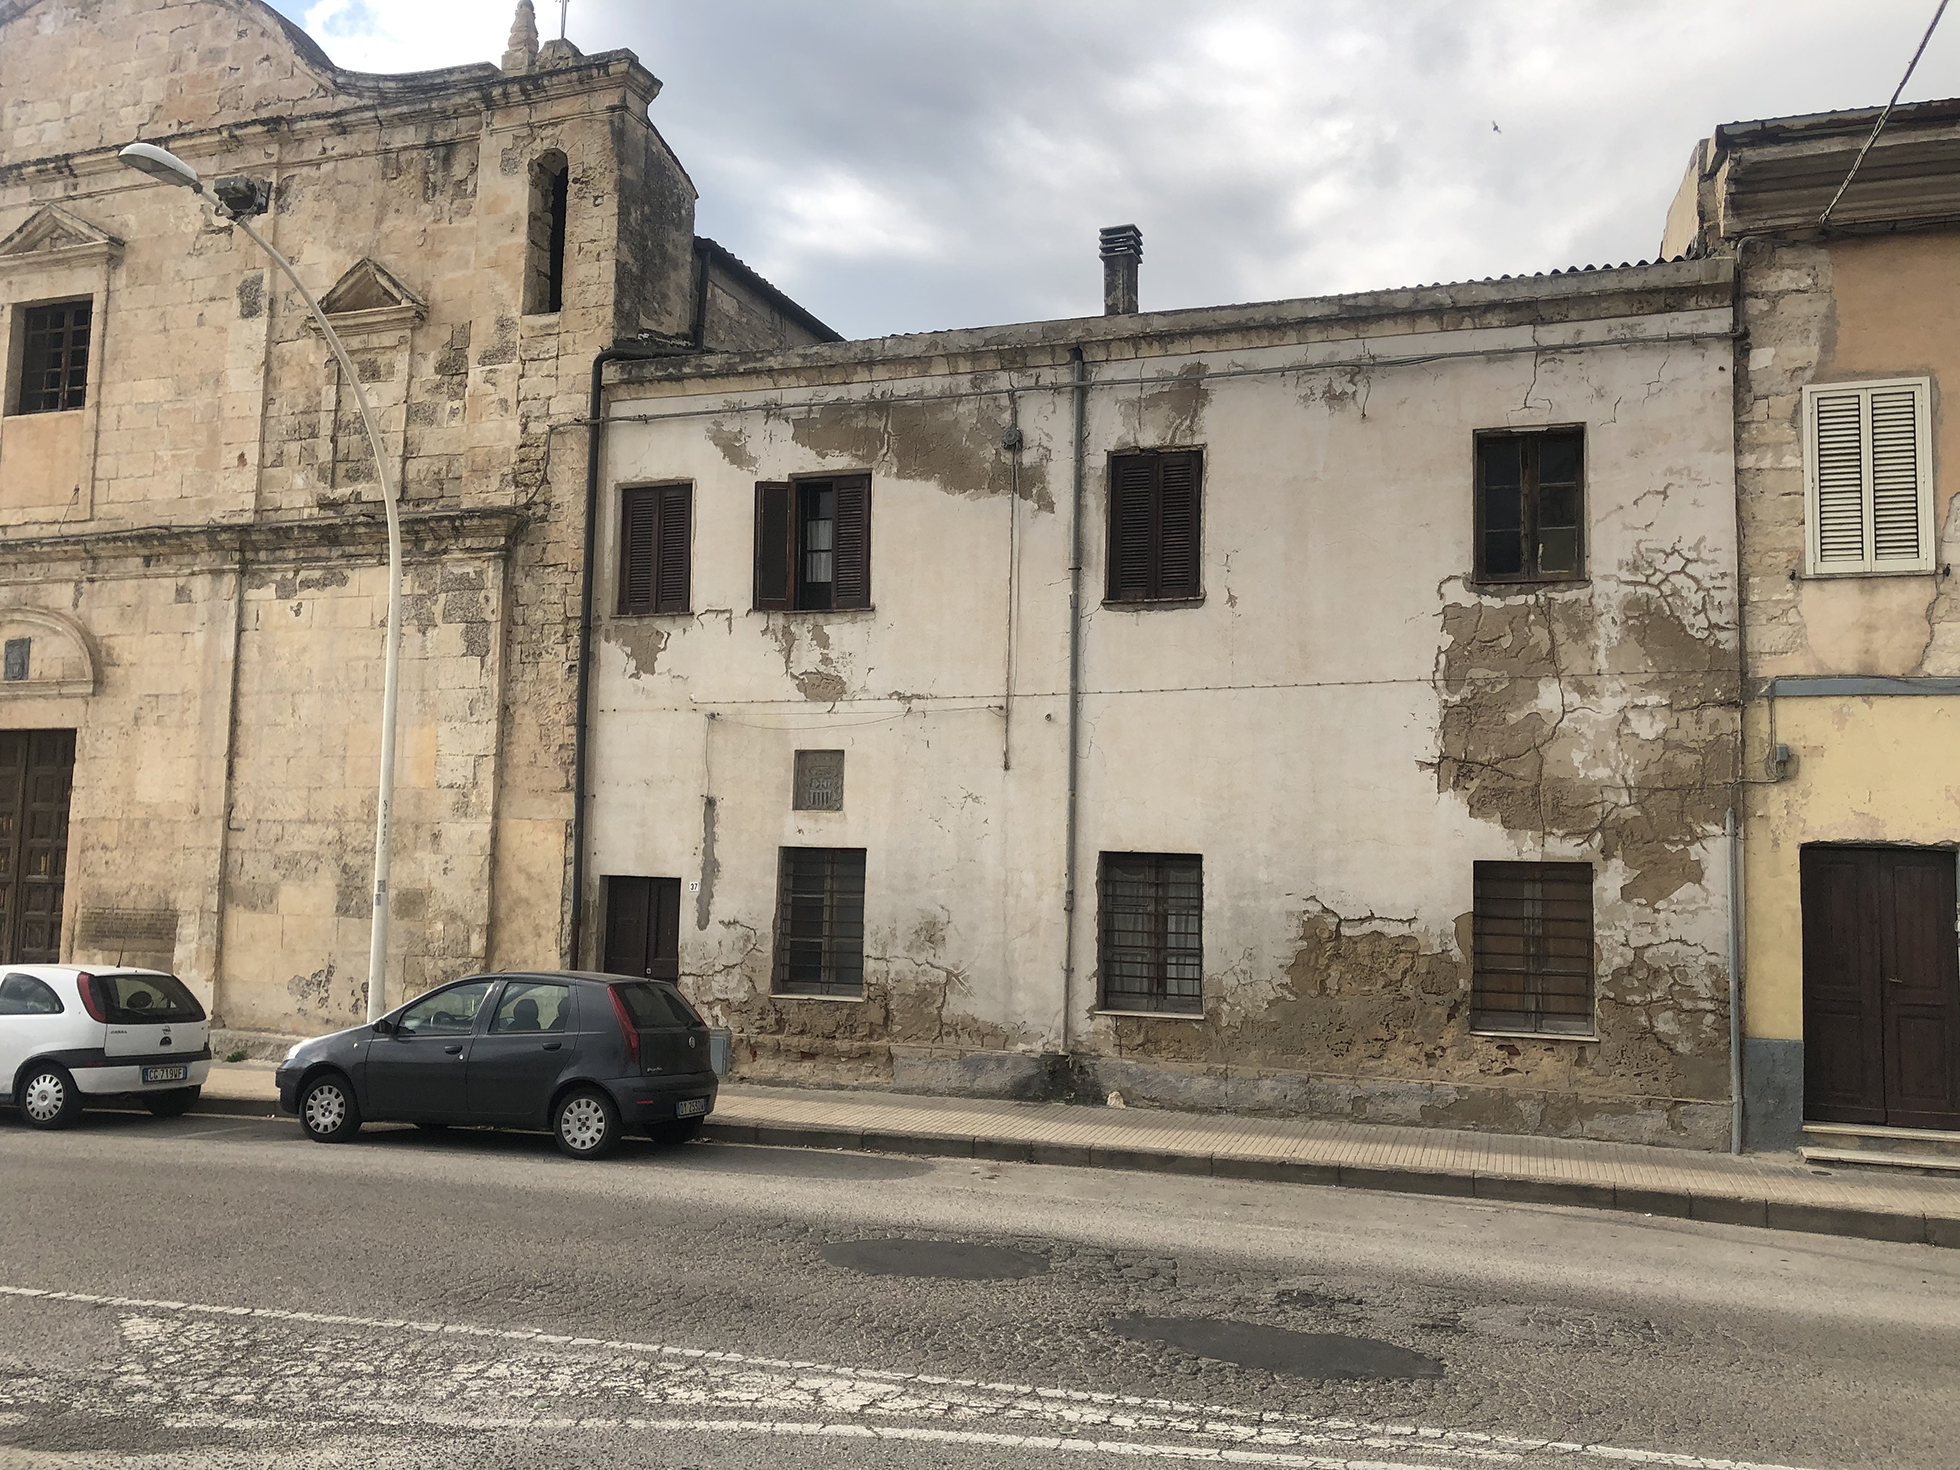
(17, 1063, 81, 1130)
(299, 1073, 362, 1144)
(143, 1087, 201, 1118)
(553, 1086, 621, 1160)
(646, 1117, 704, 1145)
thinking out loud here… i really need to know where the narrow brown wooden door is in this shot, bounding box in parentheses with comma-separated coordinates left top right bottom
(0, 730, 76, 965)
(601, 876, 681, 981)
(1802, 845, 1960, 1129)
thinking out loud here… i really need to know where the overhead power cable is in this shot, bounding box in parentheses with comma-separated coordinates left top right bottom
(1819, 0, 1951, 227)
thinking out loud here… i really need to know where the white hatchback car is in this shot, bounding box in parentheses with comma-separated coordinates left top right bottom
(1, 967, 211, 1128)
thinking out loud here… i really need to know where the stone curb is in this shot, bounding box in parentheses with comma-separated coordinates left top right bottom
(698, 1119, 1960, 1251)
(167, 1096, 1960, 1250)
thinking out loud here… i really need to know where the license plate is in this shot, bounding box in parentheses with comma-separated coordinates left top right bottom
(675, 1097, 708, 1118)
(142, 1065, 188, 1084)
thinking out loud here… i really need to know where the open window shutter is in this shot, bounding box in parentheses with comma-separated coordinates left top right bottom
(1156, 451, 1202, 599)
(1107, 454, 1157, 600)
(1869, 386, 1925, 568)
(655, 484, 691, 613)
(754, 481, 794, 610)
(831, 474, 871, 610)
(1811, 390, 1868, 571)
(618, 488, 658, 614)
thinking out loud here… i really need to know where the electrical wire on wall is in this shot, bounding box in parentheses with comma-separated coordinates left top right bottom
(1819, 0, 1951, 228)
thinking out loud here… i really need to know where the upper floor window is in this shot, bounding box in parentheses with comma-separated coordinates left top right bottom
(754, 476, 871, 612)
(1470, 860, 1594, 1037)
(1804, 378, 1935, 576)
(14, 300, 91, 414)
(1474, 428, 1584, 583)
(524, 151, 569, 315)
(1107, 449, 1202, 602)
(618, 483, 692, 615)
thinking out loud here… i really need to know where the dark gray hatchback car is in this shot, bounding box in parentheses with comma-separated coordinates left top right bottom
(273, 971, 716, 1159)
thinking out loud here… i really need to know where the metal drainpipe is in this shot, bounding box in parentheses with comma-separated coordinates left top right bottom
(1060, 347, 1089, 1055)
(1727, 805, 1745, 1154)
(568, 341, 688, 969)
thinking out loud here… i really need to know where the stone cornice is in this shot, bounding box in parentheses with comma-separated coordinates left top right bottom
(0, 506, 528, 569)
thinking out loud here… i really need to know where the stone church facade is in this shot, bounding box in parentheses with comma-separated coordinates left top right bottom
(0, 0, 828, 1031)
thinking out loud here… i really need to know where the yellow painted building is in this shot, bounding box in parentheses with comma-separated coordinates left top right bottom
(1668, 103, 1960, 1156)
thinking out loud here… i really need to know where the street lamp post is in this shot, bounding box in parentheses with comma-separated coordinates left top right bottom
(120, 142, 404, 1025)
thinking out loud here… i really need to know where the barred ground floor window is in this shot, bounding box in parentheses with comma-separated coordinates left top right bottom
(1099, 852, 1203, 1015)
(773, 846, 866, 997)
(1471, 860, 1594, 1036)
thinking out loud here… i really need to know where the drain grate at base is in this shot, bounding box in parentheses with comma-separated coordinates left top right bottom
(1114, 1316, 1443, 1380)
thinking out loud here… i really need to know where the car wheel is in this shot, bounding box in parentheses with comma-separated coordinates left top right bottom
(647, 1117, 704, 1145)
(553, 1087, 620, 1160)
(300, 1073, 362, 1144)
(143, 1087, 201, 1118)
(17, 1064, 80, 1130)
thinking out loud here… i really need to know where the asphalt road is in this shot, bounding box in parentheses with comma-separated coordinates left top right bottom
(0, 1106, 1955, 1470)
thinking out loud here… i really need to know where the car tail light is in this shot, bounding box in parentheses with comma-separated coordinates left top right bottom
(607, 985, 642, 1069)
(76, 972, 108, 1023)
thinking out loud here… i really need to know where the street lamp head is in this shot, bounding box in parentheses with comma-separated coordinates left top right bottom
(117, 142, 203, 194)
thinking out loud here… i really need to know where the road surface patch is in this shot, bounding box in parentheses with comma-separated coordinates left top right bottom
(821, 1237, 1052, 1279)
(1114, 1317, 1445, 1380)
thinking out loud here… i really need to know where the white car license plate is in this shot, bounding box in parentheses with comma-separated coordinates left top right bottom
(675, 1097, 708, 1118)
(143, 1065, 188, 1084)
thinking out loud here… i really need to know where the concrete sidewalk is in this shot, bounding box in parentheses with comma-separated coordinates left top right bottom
(196, 1062, 1960, 1249)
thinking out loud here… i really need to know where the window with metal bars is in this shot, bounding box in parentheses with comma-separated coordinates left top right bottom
(1474, 429, 1584, 583)
(773, 847, 866, 997)
(618, 483, 692, 614)
(1470, 861, 1594, 1036)
(14, 300, 92, 414)
(1106, 450, 1202, 602)
(1098, 852, 1203, 1014)
(753, 475, 871, 611)
(1803, 378, 1934, 575)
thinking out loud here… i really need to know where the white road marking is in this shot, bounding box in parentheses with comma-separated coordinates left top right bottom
(0, 1284, 1817, 1470)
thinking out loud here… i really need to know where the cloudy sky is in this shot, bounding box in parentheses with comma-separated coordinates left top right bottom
(264, 1, 1960, 340)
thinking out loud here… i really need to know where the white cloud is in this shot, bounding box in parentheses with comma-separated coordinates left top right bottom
(261, 0, 1960, 337)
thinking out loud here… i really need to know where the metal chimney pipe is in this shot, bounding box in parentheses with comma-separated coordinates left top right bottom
(1099, 224, 1141, 315)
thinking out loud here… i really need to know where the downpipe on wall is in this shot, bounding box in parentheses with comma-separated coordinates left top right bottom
(1060, 347, 1089, 1057)
(1727, 804, 1744, 1154)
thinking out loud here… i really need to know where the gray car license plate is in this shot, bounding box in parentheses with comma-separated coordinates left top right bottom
(142, 1065, 188, 1084)
(675, 1097, 708, 1118)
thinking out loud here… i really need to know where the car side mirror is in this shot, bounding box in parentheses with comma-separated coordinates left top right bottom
(373, 1018, 394, 1036)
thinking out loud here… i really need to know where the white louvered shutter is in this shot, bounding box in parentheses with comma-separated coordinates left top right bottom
(1869, 387, 1924, 566)
(1805, 379, 1934, 575)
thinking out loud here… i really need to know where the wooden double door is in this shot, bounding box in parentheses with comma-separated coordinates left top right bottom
(0, 730, 75, 966)
(1802, 845, 1960, 1129)
(602, 876, 681, 981)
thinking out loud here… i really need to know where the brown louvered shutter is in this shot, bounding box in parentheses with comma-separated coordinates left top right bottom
(754, 481, 794, 610)
(655, 484, 691, 613)
(1107, 453, 1156, 601)
(1156, 450, 1202, 599)
(618, 487, 659, 615)
(831, 474, 871, 610)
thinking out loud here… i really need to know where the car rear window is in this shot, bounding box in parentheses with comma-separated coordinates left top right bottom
(92, 972, 205, 1024)
(612, 982, 701, 1029)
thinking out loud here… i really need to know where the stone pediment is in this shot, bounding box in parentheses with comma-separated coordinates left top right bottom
(0, 205, 123, 273)
(316, 258, 426, 335)
(0, 606, 96, 698)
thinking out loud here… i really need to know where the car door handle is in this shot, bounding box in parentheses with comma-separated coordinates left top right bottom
(444, 1044, 464, 1055)
(542, 1042, 562, 1051)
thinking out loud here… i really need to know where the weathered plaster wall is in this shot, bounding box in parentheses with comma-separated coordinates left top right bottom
(1732, 229, 1960, 1087)
(0, 0, 735, 1025)
(594, 262, 1742, 1146)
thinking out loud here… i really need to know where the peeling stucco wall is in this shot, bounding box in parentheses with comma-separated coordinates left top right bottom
(592, 259, 1742, 1147)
